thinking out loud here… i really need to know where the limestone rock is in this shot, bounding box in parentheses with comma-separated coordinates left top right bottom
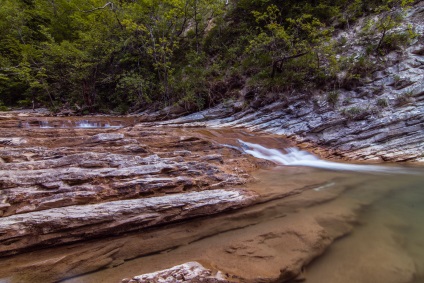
(0, 189, 257, 256)
(0, 115, 257, 257)
(123, 262, 234, 283)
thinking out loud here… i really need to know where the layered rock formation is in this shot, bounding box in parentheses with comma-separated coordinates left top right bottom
(143, 2, 424, 163)
(1, 114, 421, 283)
(0, 116, 259, 256)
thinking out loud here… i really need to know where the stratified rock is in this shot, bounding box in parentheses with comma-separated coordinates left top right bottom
(88, 133, 124, 143)
(0, 138, 27, 146)
(122, 262, 234, 283)
(0, 114, 259, 258)
(0, 189, 257, 256)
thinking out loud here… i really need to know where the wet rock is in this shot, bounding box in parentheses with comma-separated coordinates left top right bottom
(88, 133, 124, 143)
(173, 150, 192, 156)
(201, 154, 224, 164)
(0, 189, 257, 256)
(123, 262, 234, 283)
(0, 116, 258, 256)
(0, 138, 27, 146)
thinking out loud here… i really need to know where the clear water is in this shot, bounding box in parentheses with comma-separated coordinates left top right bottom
(304, 175, 424, 283)
(0, 135, 423, 283)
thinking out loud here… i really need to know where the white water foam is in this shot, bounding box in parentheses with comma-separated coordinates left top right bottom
(238, 140, 417, 174)
(39, 121, 53, 128)
(34, 120, 122, 129)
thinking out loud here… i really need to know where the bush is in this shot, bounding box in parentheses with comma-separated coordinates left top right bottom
(377, 98, 388, 107)
(341, 106, 370, 120)
(340, 56, 378, 90)
(396, 91, 414, 106)
(326, 91, 340, 107)
(0, 101, 9, 111)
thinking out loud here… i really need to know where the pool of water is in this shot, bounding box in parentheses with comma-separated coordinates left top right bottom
(0, 165, 422, 283)
(0, 128, 423, 283)
(305, 176, 424, 283)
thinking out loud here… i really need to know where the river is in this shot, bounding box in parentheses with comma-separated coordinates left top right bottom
(0, 118, 423, 283)
(62, 165, 424, 283)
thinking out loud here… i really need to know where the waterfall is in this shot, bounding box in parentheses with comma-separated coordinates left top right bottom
(39, 120, 53, 128)
(238, 140, 417, 174)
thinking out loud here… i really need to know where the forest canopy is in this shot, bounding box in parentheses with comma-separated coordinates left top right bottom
(0, 0, 414, 113)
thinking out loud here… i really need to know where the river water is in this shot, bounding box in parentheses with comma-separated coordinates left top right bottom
(0, 125, 423, 283)
(63, 144, 424, 283)
(58, 165, 424, 283)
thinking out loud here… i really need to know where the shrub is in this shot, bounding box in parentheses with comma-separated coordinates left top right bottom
(396, 91, 414, 106)
(326, 91, 340, 107)
(0, 101, 8, 111)
(341, 106, 370, 120)
(377, 98, 388, 107)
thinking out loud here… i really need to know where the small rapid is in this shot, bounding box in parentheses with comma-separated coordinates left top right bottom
(238, 140, 417, 174)
(17, 119, 129, 129)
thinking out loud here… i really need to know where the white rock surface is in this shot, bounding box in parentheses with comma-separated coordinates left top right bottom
(122, 262, 234, 283)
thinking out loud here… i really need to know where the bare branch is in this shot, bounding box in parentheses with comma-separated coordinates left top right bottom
(271, 51, 309, 77)
(84, 2, 113, 13)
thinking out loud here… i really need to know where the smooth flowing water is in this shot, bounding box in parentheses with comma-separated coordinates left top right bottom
(0, 132, 423, 283)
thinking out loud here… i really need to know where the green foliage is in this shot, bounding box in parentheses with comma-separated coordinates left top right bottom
(327, 91, 340, 107)
(340, 55, 377, 90)
(377, 98, 389, 107)
(342, 106, 370, 120)
(360, 0, 415, 55)
(396, 90, 414, 106)
(0, 0, 417, 112)
(0, 100, 9, 111)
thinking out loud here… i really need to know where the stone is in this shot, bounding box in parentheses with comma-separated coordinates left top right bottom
(0, 138, 27, 146)
(0, 116, 258, 256)
(88, 133, 124, 143)
(124, 262, 235, 283)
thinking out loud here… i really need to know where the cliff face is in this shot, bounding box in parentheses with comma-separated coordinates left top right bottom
(147, 2, 424, 163)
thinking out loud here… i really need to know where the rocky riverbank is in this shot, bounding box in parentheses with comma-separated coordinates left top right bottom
(0, 115, 265, 257)
(1, 112, 423, 283)
(138, 1, 424, 163)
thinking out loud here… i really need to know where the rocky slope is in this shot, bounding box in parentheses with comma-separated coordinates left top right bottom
(142, 2, 424, 163)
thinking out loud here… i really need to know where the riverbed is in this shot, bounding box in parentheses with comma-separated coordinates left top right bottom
(0, 116, 423, 283)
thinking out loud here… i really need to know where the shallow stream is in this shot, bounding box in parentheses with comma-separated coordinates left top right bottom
(60, 166, 424, 283)
(0, 125, 423, 283)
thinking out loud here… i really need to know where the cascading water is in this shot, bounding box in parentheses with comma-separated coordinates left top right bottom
(238, 140, 417, 174)
(39, 120, 53, 128)
(26, 120, 123, 129)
